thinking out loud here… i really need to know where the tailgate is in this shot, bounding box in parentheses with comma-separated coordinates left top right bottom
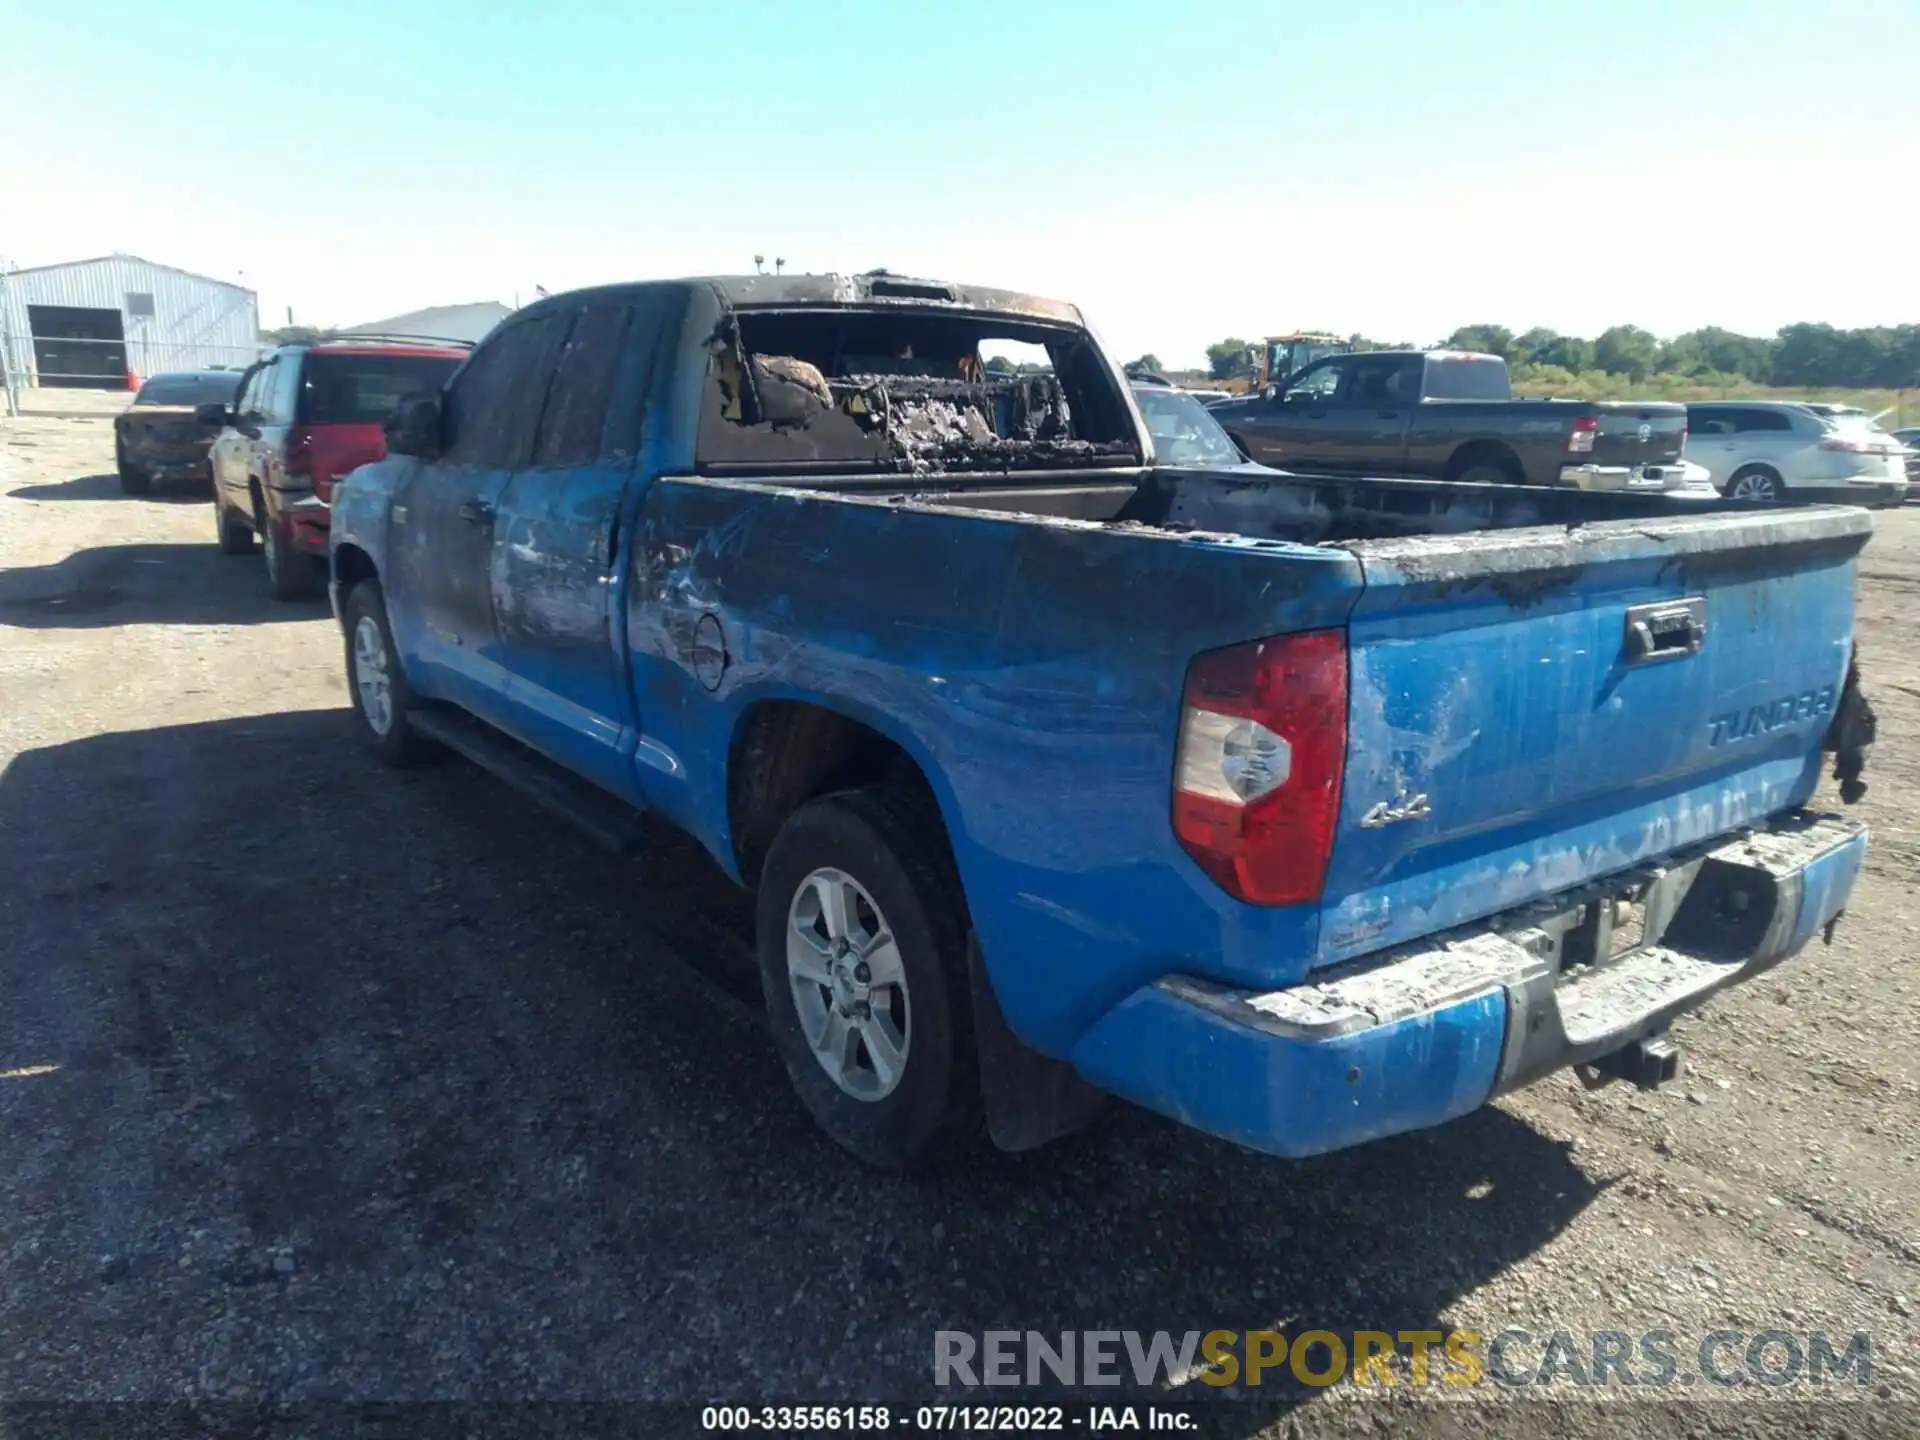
(1589, 403, 1687, 468)
(305, 422, 387, 492)
(1316, 505, 1869, 964)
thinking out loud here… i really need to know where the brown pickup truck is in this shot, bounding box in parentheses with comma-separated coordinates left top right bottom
(114, 371, 244, 494)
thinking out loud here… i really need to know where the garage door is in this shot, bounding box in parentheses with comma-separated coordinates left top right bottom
(28, 305, 127, 389)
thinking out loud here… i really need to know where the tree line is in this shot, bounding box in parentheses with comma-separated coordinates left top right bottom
(1193, 324, 1920, 389)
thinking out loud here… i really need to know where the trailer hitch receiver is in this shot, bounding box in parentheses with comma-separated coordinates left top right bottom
(1586, 1033, 1682, 1091)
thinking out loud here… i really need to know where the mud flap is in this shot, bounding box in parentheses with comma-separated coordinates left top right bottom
(968, 936, 1108, 1152)
(1823, 645, 1876, 804)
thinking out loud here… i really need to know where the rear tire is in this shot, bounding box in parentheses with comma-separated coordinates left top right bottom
(756, 786, 980, 1171)
(257, 495, 322, 601)
(214, 493, 255, 554)
(1727, 465, 1784, 504)
(343, 580, 426, 766)
(116, 439, 150, 495)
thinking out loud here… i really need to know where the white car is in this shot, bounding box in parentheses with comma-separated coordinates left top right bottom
(1684, 401, 1908, 505)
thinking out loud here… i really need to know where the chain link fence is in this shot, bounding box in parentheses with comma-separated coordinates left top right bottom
(3, 328, 259, 396)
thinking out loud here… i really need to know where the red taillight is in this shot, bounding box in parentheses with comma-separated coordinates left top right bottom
(1820, 435, 1891, 455)
(1565, 416, 1599, 454)
(1172, 629, 1348, 907)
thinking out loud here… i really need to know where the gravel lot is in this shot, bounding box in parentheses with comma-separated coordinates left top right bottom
(1, 414, 1915, 1437)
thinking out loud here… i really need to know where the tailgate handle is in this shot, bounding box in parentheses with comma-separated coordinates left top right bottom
(1624, 597, 1706, 664)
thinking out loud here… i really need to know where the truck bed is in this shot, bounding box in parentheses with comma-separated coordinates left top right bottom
(790, 463, 1760, 542)
(641, 464, 1867, 1046)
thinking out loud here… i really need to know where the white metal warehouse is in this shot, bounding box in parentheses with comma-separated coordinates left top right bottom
(0, 254, 259, 392)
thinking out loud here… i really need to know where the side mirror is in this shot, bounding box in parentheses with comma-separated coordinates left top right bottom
(193, 403, 229, 426)
(386, 393, 443, 458)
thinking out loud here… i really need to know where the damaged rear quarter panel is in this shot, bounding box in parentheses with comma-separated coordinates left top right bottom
(328, 455, 410, 602)
(627, 475, 1364, 1053)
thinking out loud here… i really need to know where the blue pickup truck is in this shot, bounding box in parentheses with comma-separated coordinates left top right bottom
(329, 273, 1875, 1170)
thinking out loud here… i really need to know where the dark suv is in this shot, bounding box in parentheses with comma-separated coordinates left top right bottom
(203, 337, 469, 599)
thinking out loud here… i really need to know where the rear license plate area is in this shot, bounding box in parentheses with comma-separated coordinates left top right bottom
(1606, 897, 1648, 957)
(1553, 885, 1653, 972)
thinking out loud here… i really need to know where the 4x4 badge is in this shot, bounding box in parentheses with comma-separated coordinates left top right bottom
(1361, 792, 1432, 828)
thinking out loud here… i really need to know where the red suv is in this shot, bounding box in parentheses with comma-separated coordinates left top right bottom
(204, 337, 470, 598)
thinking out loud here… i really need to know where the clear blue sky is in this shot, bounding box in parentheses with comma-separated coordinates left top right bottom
(3, 0, 1914, 365)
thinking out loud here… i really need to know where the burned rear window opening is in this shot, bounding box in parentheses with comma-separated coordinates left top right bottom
(695, 308, 1141, 476)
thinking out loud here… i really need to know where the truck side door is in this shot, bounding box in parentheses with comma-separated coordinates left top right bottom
(1684, 406, 1738, 486)
(210, 361, 266, 517)
(240, 356, 288, 501)
(388, 314, 569, 719)
(1230, 357, 1350, 469)
(1313, 352, 1419, 474)
(251, 351, 301, 511)
(486, 299, 659, 800)
(1722, 406, 1802, 482)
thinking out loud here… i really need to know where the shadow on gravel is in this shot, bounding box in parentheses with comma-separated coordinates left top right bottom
(7, 473, 127, 502)
(4, 473, 204, 503)
(0, 710, 1602, 1414)
(0, 541, 320, 628)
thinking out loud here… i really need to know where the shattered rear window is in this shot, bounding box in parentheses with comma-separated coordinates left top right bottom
(695, 308, 1141, 474)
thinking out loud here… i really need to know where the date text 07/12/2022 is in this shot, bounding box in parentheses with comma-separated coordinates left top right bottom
(700, 1404, 1192, 1432)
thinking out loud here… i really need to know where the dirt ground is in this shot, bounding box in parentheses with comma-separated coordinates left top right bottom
(1, 414, 1915, 1437)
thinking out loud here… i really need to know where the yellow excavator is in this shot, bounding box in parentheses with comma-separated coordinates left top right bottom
(1246, 333, 1353, 392)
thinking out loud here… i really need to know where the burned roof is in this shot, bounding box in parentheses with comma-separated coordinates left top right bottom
(512, 273, 1087, 328)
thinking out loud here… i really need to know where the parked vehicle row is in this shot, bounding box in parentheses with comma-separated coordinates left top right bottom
(1195, 347, 1910, 506)
(314, 271, 1872, 1171)
(193, 337, 470, 598)
(1208, 349, 1698, 493)
(120, 341, 1910, 607)
(1133, 373, 1722, 499)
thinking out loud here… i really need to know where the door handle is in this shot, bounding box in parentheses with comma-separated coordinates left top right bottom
(458, 500, 494, 524)
(1378, 409, 1400, 419)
